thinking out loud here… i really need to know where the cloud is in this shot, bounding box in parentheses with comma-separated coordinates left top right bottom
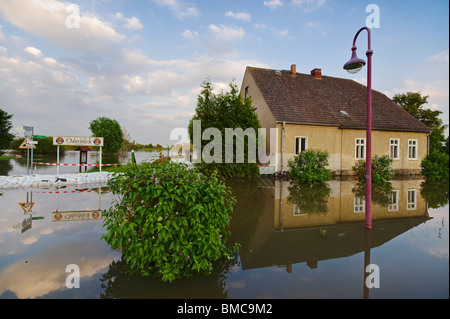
(225, 11, 251, 22)
(208, 24, 245, 43)
(115, 12, 143, 30)
(181, 29, 199, 40)
(24, 46, 43, 57)
(152, 0, 200, 19)
(429, 50, 449, 63)
(264, 0, 284, 10)
(291, 0, 327, 11)
(0, 0, 125, 53)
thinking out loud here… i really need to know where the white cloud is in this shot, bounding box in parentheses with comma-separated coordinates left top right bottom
(429, 50, 449, 63)
(208, 24, 245, 43)
(115, 12, 143, 30)
(152, 0, 200, 19)
(181, 29, 199, 39)
(264, 0, 284, 10)
(24, 46, 43, 57)
(291, 0, 327, 11)
(0, 0, 125, 53)
(254, 23, 267, 30)
(225, 11, 251, 22)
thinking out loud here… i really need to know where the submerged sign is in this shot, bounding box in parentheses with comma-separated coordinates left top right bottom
(53, 136, 104, 147)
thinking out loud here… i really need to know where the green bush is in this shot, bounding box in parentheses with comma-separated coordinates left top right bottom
(287, 149, 331, 185)
(352, 155, 393, 184)
(101, 160, 238, 282)
(421, 151, 449, 181)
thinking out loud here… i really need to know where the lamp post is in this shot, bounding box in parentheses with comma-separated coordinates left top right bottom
(343, 27, 373, 229)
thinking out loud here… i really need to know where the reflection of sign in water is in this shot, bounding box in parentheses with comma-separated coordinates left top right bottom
(52, 210, 102, 222)
(53, 136, 104, 147)
(19, 202, 34, 213)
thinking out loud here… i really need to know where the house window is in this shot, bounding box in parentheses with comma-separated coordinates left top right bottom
(354, 196, 365, 213)
(408, 139, 418, 160)
(295, 137, 308, 155)
(407, 189, 417, 210)
(390, 139, 400, 160)
(244, 86, 249, 98)
(355, 138, 365, 159)
(293, 204, 306, 216)
(388, 190, 399, 212)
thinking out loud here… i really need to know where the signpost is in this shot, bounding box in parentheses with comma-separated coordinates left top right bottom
(53, 136, 104, 174)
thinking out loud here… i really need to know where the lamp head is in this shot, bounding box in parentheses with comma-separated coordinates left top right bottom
(343, 46, 366, 74)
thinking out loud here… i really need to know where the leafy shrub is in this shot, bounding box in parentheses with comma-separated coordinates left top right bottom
(352, 155, 393, 184)
(421, 151, 449, 181)
(101, 160, 238, 282)
(287, 182, 332, 215)
(287, 149, 331, 185)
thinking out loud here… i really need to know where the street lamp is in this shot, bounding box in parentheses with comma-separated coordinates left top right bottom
(343, 26, 373, 229)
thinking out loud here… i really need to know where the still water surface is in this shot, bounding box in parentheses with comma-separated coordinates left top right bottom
(0, 154, 448, 299)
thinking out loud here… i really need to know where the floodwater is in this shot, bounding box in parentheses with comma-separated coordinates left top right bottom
(0, 154, 448, 299)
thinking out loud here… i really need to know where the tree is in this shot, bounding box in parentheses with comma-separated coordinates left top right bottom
(0, 109, 14, 156)
(393, 92, 447, 153)
(188, 81, 261, 178)
(89, 117, 124, 153)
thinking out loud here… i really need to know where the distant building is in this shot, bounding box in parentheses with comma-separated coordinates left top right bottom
(240, 65, 431, 175)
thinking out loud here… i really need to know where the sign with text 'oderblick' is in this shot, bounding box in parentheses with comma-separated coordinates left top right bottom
(53, 136, 104, 147)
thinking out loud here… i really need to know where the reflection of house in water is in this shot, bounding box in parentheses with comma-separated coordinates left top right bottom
(240, 179, 430, 272)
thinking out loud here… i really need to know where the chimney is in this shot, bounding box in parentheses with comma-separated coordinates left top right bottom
(290, 64, 296, 77)
(311, 68, 322, 79)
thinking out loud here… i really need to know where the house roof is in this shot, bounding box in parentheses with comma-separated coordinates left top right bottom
(246, 66, 431, 133)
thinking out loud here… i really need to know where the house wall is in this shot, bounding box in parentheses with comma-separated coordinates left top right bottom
(278, 124, 428, 175)
(273, 178, 427, 230)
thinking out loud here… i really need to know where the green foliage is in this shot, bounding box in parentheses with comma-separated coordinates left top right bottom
(10, 137, 67, 155)
(421, 151, 449, 181)
(287, 149, 331, 185)
(352, 155, 393, 184)
(188, 81, 261, 178)
(89, 117, 124, 153)
(0, 109, 14, 156)
(101, 160, 238, 282)
(393, 92, 447, 154)
(352, 181, 394, 207)
(287, 182, 332, 215)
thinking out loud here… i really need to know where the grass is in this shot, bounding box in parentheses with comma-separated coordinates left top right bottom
(0, 156, 14, 160)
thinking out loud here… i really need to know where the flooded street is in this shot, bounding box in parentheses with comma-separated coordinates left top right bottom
(0, 159, 448, 299)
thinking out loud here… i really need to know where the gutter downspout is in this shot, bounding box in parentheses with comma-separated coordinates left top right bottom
(280, 121, 285, 174)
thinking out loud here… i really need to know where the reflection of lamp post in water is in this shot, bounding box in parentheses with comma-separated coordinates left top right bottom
(343, 26, 373, 229)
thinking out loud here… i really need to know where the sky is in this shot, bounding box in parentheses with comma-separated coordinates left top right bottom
(0, 0, 448, 145)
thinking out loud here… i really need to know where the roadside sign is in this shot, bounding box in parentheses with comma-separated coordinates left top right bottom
(23, 126, 33, 138)
(19, 137, 36, 149)
(19, 202, 34, 213)
(33, 135, 46, 139)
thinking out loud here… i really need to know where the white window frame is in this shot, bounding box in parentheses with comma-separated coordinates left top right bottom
(390, 138, 400, 160)
(295, 136, 308, 155)
(355, 138, 365, 160)
(293, 204, 306, 216)
(407, 189, 417, 210)
(408, 139, 418, 160)
(388, 190, 399, 212)
(354, 196, 365, 213)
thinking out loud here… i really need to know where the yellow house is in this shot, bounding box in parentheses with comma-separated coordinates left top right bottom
(240, 65, 432, 175)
